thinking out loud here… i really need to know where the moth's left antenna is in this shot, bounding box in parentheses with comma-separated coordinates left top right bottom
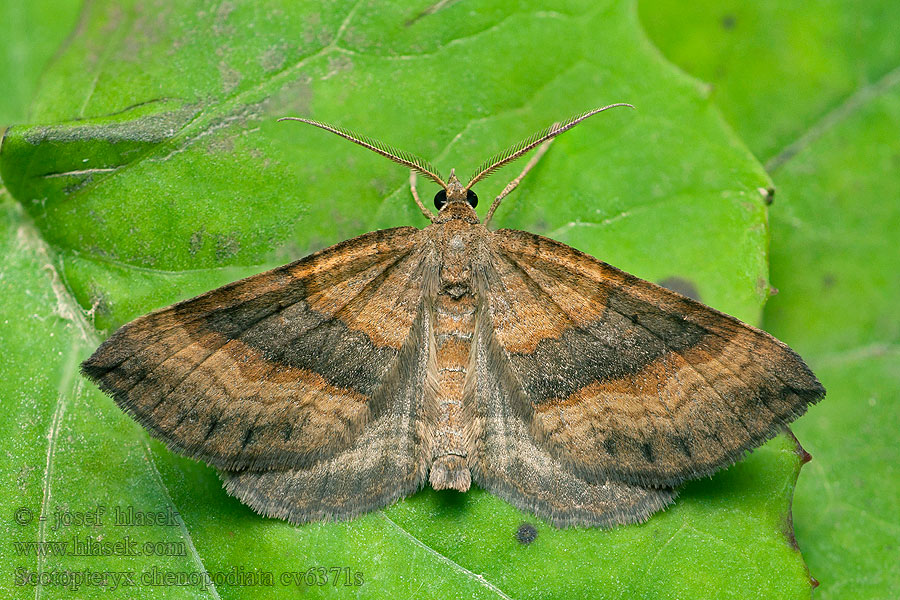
(279, 117, 448, 190)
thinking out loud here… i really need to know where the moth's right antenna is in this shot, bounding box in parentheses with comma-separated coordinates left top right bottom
(279, 117, 448, 190)
(466, 103, 634, 191)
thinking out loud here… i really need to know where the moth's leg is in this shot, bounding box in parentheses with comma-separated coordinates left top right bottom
(409, 170, 436, 222)
(483, 130, 557, 226)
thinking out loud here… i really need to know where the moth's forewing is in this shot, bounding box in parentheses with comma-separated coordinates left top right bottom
(472, 229, 824, 497)
(81, 227, 431, 486)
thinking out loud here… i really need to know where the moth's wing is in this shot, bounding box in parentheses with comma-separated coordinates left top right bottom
(222, 306, 432, 524)
(470, 316, 677, 527)
(474, 229, 825, 489)
(82, 227, 434, 474)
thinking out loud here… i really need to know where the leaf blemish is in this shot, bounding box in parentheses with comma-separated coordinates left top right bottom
(189, 227, 206, 256)
(516, 523, 538, 545)
(658, 277, 702, 302)
(214, 232, 241, 262)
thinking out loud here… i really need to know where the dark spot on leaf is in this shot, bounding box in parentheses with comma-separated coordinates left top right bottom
(189, 228, 205, 256)
(822, 273, 835, 289)
(63, 175, 94, 195)
(516, 523, 538, 545)
(721, 14, 736, 30)
(658, 277, 701, 302)
(215, 232, 241, 262)
(325, 53, 354, 78)
(22, 105, 198, 146)
(206, 132, 236, 154)
(213, 1, 236, 36)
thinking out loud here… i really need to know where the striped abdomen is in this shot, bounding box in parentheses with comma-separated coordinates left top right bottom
(428, 288, 475, 491)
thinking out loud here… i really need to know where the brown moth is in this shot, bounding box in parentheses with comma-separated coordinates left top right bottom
(81, 104, 825, 528)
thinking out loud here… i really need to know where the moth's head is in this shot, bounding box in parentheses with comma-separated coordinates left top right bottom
(433, 170, 479, 223)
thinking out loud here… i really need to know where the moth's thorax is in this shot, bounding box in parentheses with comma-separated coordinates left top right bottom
(437, 219, 481, 289)
(434, 201, 479, 224)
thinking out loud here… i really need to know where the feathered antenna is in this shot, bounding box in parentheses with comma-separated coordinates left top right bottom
(465, 103, 634, 190)
(278, 117, 447, 189)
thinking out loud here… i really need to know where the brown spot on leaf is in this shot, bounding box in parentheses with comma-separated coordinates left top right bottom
(260, 47, 286, 72)
(218, 61, 243, 94)
(215, 232, 241, 262)
(657, 277, 701, 302)
(189, 228, 205, 256)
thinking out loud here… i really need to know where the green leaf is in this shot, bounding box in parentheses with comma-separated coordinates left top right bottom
(1, 1, 814, 598)
(765, 91, 900, 599)
(638, 0, 900, 162)
(0, 0, 82, 125)
(639, 2, 900, 597)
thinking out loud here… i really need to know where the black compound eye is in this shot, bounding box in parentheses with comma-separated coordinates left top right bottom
(434, 189, 447, 210)
(466, 189, 478, 208)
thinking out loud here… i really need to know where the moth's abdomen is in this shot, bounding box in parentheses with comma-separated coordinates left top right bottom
(428, 288, 475, 492)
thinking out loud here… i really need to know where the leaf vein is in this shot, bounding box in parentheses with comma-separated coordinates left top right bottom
(766, 63, 900, 172)
(380, 514, 513, 599)
(141, 439, 223, 600)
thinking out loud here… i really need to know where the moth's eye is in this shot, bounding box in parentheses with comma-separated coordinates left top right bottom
(466, 189, 478, 208)
(434, 189, 447, 210)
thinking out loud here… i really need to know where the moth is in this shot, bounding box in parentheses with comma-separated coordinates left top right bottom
(82, 104, 825, 528)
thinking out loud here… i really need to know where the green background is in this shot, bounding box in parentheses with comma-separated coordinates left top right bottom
(0, 1, 896, 598)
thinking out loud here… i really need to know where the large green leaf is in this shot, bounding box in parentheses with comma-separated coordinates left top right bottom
(640, 1, 900, 597)
(0, 0, 82, 125)
(765, 91, 900, 599)
(638, 0, 900, 163)
(1, 1, 815, 597)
